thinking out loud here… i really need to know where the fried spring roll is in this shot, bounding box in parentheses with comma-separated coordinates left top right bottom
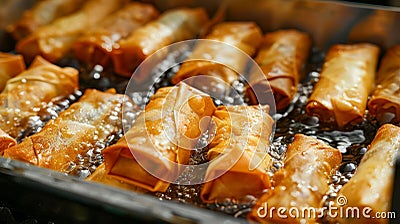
(0, 128, 16, 152)
(306, 44, 379, 128)
(200, 105, 274, 203)
(7, 0, 85, 40)
(72, 2, 159, 67)
(171, 22, 263, 85)
(0, 56, 78, 141)
(111, 8, 209, 77)
(3, 89, 132, 172)
(16, 0, 128, 63)
(332, 124, 400, 224)
(368, 45, 400, 123)
(102, 83, 216, 192)
(0, 52, 25, 91)
(248, 30, 311, 110)
(249, 134, 342, 224)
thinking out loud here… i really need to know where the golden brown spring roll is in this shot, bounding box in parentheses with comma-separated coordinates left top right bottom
(111, 8, 209, 77)
(200, 105, 274, 203)
(72, 2, 159, 67)
(0, 56, 78, 141)
(7, 0, 85, 40)
(0, 128, 16, 153)
(16, 0, 128, 63)
(0, 52, 25, 91)
(368, 45, 400, 123)
(248, 30, 311, 110)
(249, 134, 342, 224)
(171, 22, 263, 85)
(87, 164, 148, 193)
(3, 89, 132, 172)
(306, 44, 379, 128)
(102, 83, 216, 192)
(332, 124, 400, 224)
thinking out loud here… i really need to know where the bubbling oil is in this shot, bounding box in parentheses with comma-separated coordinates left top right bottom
(20, 50, 381, 221)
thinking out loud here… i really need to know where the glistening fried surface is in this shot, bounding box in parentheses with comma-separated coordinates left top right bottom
(171, 22, 263, 86)
(0, 56, 78, 141)
(101, 83, 216, 192)
(249, 134, 342, 224)
(306, 43, 379, 128)
(331, 124, 400, 224)
(200, 105, 274, 203)
(3, 89, 134, 172)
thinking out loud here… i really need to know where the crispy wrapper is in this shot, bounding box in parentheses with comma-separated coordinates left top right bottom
(249, 134, 342, 224)
(306, 44, 379, 128)
(102, 83, 216, 192)
(332, 124, 400, 224)
(111, 8, 209, 77)
(7, 0, 85, 40)
(0, 56, 78, 140)
(200, 105, 274, 203)
(248, 30, 311, 110)
(3, 89, 132, 172)
(16, 0, 128, 63)
(0, 52, 25, 91)
(72, 2, 159, 67)
(87, 164, 148, 193)
(0, 128, 16, 153)
(171, 22, 263, 86)
(368, 45, 400, 123)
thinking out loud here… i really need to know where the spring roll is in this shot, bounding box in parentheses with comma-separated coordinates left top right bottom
(200, 105, 274, 203)
(111, 8, 209, 77)
(3, 89, 132, 172)
(16, 0, 128, 63)
(0, 56, 78, 142)
(249, 134, 342, 224)
(101, 83, 216, 192)
(87, 164, 148, 193)
(7, 0, 85, 40)
(171, 22, 263, 86)
(72, 2, 159, 67)
(306, 44, 379, 128)
(332, 124, 400, 224)
(248, 30, 312, 110)
(0, 52, 25, 91)
(368, 45, 400, 123)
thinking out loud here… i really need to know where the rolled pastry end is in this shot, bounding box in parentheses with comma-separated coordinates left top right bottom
(87, 163, 149, 193)
(111, 47, 145, 77)
(72, 37, 113, 67)
(103, 143, 171, 192)
(306, 99, 363, 128)
(368, 98, 400, 124)
(201, 147, 272, 203)
(248, 78, 295, 110)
